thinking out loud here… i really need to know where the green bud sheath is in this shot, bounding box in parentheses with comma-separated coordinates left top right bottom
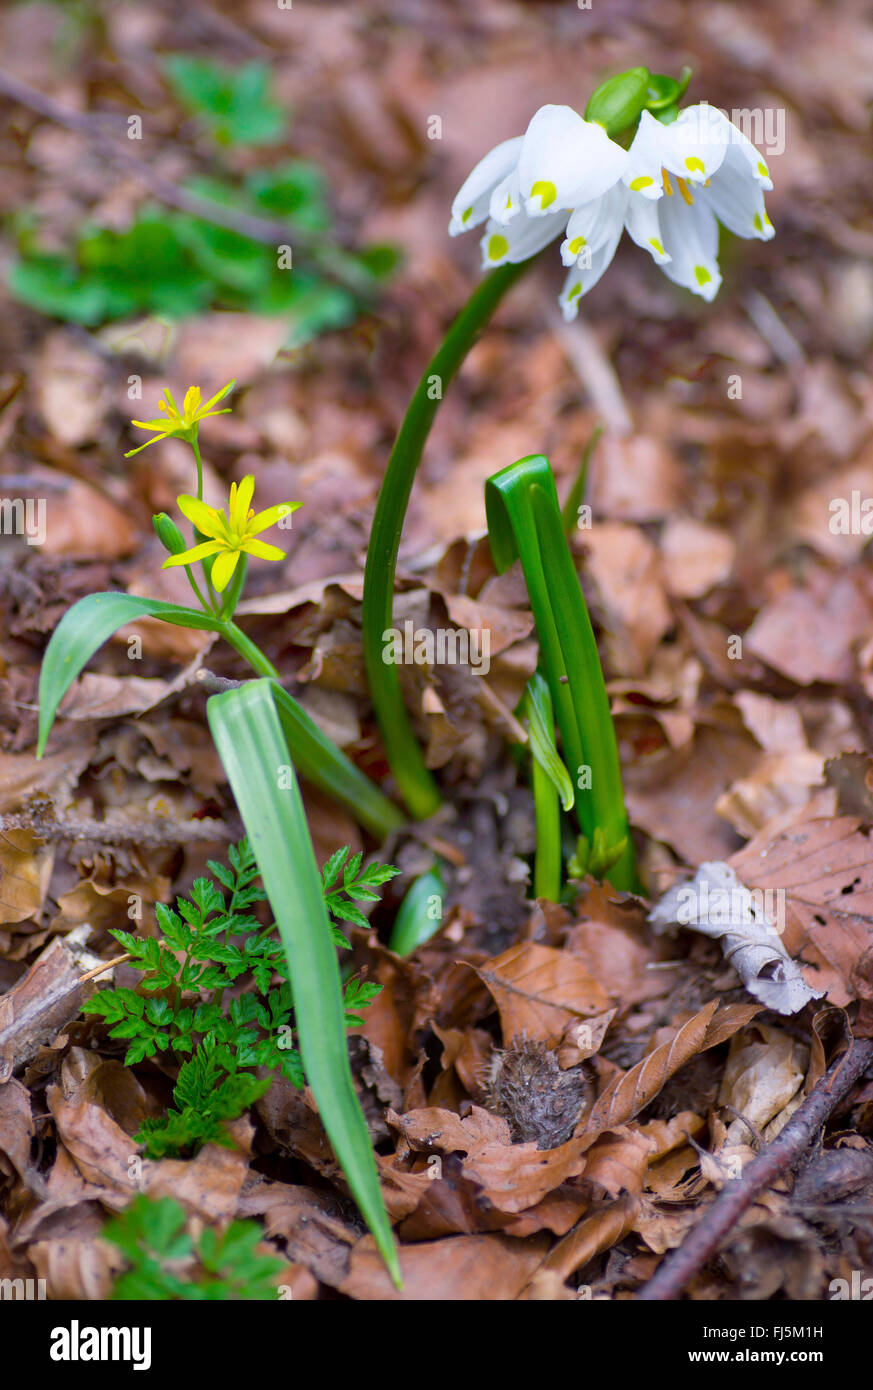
(152, 512, 187, 555)
(585, 67, 649, 136)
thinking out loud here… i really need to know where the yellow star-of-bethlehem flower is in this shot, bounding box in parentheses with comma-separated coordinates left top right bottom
(163, 476, 301, 591)
(125, 380, 236, 456)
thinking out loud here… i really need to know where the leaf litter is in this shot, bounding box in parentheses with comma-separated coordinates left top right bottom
(0, 0, 872, 1303)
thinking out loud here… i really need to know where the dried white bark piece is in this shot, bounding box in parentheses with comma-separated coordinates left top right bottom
(648, 861, 824, 1016)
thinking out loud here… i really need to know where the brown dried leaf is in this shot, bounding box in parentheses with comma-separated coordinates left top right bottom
(472, 941, 611, 1047)
(583, 1000, 760, 1135)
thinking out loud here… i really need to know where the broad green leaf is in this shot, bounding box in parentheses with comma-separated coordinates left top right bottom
(387, 866, 444, 956)
(206, 680, 401, 1287)
(37, 593, 217, 757)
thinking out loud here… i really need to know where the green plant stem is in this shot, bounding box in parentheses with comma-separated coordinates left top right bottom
(219, 555, 247, 620)
(183, 564, 214, 615)
(362, 260, 531, 819)
(486, 454, 636, 891)
(218, 620, 281, 680)
(531, 751, 561, 902)
(190, 434, 204, 500)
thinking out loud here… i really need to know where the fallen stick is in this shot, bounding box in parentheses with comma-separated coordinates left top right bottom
(637, 1035, 873, 1300)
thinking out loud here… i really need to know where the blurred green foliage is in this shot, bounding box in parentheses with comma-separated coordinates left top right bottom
(163, 56, 286, 148)
(7, 56, 399, 345)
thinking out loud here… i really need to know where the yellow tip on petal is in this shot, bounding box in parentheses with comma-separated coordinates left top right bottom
(685, 156, 705, 176)
(629, 175, 654, 191)
(694, 265, 712, 287)
(530, 179, 557, 210)
(487, 234, 509, 261)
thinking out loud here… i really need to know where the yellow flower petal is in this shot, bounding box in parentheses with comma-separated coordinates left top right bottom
(232, 476, 255, 532)
(162, 541, 223, 568)
(176, 494, 225, 539)
(211, 548, 241, 591)
(246, 502, 301, 535)
(241, 538, 286, 562)
(130, 417, 174, 431)
(182, 386, 202, 421)
(162, 388, 182, 420)
(124, 436, 164, 457)
(197, 379, 236, 416)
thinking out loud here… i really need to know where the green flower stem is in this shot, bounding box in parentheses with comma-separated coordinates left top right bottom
(190, 434, 204, 501)
(219, 554, 247, 620)
(486, 454, 636, 891)
(362, 260, 532, 819)
(218, 619, 282, 680)
(183, 564, 214, 615)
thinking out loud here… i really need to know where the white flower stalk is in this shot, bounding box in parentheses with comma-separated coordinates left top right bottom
(450, 99, 774, 316)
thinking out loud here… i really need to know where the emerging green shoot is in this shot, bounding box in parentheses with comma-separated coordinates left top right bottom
(486, 454, 635, 891)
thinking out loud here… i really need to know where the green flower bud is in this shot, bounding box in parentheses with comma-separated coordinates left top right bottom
(584, 67, 650, 136)
(152, 512, 187, 555)
(645, 66, 692, 113)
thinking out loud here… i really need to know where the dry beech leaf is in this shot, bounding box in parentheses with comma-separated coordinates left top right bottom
(471, 941, 610, 1046)
(582, 1000, 760, 1135)
(0, 830, 54, 926)
(649, 860, 825, 1014)
(730, 814, 873, 1007)
(526, 1192, 639, 1288)
(339, 1230, 550, 1301)
(718, 1025, 807, 1143)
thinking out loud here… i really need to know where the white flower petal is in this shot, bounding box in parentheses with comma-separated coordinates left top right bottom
(657, 194, 722, 301)
(704, 141, 775, 241)
(488, 168, 523, 225)
(449, 136, 523, 236)
(660, 103, 730, 184)
(623, 111, 668, 200)
(624, 192, 671, 264)
(701, 108, 774, 190)
(518, 104, 628, 216)
(558, 221, 624, 319)
(479, 209, 568, 268)
(560, 184, 627, 267)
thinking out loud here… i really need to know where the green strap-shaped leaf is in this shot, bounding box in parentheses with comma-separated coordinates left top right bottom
(37, 592, 404, 840)
(270, 682, 403, 839)
(37, 592, 218, 758)
(486, 455, 635, 891)
(206, 680, 401, 1287)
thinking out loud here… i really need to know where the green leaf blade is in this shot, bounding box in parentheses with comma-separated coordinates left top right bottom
(205, 679, 401, 1287)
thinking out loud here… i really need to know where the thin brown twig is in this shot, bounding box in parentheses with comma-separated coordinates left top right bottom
(637, 1035, 873, 1300)
(0, 68, 373, 295)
